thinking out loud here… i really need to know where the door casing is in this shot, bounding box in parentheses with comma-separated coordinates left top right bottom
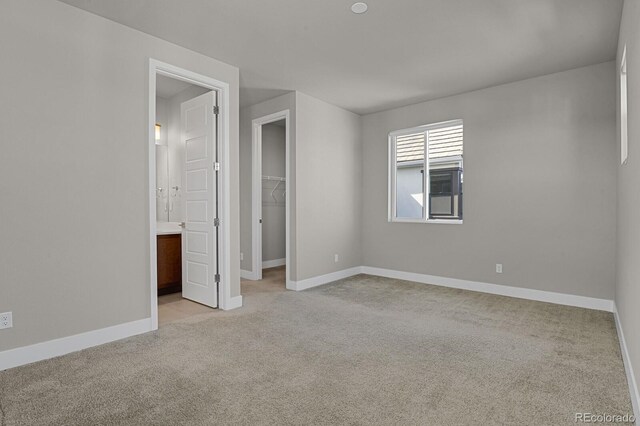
(251, 110, 292, 289)
(148, 59, 233, 330)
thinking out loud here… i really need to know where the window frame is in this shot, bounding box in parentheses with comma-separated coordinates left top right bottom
(388, 119, 463, 224)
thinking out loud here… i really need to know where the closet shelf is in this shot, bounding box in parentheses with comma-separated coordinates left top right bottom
(262, 175, 286, 203)
(262, 175, 286, 182)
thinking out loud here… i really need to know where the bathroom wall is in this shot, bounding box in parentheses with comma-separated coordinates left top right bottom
(261, 122, 286, 263)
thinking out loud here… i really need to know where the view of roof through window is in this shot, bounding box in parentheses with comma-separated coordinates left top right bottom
(395, 124, 463, 163)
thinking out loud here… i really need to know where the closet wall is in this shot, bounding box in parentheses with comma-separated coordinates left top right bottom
(261, 122, 286, 265)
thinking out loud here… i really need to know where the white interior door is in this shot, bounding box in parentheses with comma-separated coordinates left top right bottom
(181, 91, 218, 308)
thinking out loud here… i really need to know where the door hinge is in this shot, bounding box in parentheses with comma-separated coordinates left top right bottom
(214, 217, 220, 227)
(214, 273, 221, 283)
(214, 162, 220, 171)
(213, 105, 219, 115)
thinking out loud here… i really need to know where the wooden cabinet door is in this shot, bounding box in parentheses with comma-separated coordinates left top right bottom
(157, 234, 182, 295)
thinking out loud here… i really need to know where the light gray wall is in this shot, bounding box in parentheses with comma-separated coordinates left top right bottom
(616, 0, 640, 403)
(295, 92, 362, 280)
(362, 62, 617, 299)
(239, 91, 362, 282)
(0, 0, 240, 351)
(165, 85, 212, 222)
(261, 123, 286, 263)
(239, 93, 296, 275)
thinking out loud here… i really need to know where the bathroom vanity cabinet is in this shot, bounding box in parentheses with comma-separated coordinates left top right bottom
(157, 234, 182, 295)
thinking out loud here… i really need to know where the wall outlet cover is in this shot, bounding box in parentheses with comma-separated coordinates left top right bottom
(0, 312, 12, 329)
(496, 264, 503, 274)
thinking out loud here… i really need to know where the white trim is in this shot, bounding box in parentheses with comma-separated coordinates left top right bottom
(361, 266, 614, 312)
(240, 269, 258, 280)
(148, 59, 232, 318)
(621, 45, 628, 165)
(262, 258, 286, 269)
(0, 318, 152, 371)
(388, 119, 463, 139)
(286, 265, 614, 311)
(148, 64, 158, 330)
(224, 295, 243, 311)
(217, 72, 232, 312)
(288, 267, 363, 291)
(614, 304, 640, 419)
(426, 219, 463, 225)
(391, 218, 463, 225)
(252, 110, 291, 289)
(251, 120, 262, 281)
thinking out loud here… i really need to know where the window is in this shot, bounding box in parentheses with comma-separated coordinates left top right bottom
(389, 120, 463, 223)
(621, 45, 628, 165)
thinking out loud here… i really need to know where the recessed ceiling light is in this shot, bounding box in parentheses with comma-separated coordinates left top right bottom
(351, 2, 368, 14)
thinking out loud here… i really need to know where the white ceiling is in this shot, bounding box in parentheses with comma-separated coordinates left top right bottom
(156, 74, 195, 99)
(60, 0, 623, 115)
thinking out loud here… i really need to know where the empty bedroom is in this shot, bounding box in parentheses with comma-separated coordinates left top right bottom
(0, 0, 639, 425)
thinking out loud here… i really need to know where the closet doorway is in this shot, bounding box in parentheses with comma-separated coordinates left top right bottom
(251, 111, 291, 288)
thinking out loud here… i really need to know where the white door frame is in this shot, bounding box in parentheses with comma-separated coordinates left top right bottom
(148, 59, 232, 330)
(251, 110, 291, 288)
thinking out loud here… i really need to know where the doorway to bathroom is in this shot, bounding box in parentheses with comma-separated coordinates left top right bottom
(251, 111, 291, 289)
(149, 60, 232, 329)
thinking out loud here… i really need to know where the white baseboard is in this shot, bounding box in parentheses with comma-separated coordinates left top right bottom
(0, 318, 153, 371)
(288, 266, 362, 291)
(223, 295, 243, 310)
(614, 304, 640, 419)
(0, 266, 618, 375)
(262, 258, 286, 269)
(361, 266, 614, 312)
(285, 265, 613, 312)
(240, 269, 258, 280)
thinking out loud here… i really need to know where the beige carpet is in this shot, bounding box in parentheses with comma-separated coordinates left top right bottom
(0, 272, 633, 425)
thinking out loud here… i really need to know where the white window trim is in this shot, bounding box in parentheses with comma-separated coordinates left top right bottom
(621, 45, 628, 165)
(388, 119, 463, 224)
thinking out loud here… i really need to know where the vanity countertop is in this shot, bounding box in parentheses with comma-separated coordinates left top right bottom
(157, 222, 182, 235)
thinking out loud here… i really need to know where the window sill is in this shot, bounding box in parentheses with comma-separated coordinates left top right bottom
(390, 218, 463, 225)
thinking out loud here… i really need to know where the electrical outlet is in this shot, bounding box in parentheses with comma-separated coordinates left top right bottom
(0, 312, 12, 330)
(334, 254, 339, 263)
(496, 264, 503, 274)
(240, 252, 244, 261)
